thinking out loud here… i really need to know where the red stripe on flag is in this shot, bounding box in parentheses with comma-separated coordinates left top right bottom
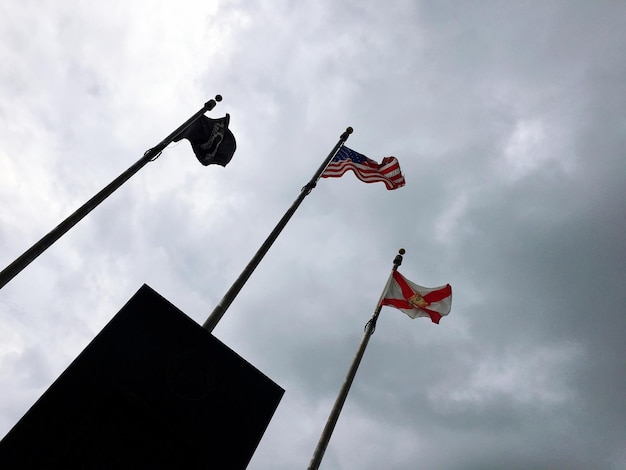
(422, 308, 442, 324)
(423, 284, 452, 304)
(321, 157, 405, 190)
(392, 270, 416, 300)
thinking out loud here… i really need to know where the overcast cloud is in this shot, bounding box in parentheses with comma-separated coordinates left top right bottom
(1, 1, 625, 469)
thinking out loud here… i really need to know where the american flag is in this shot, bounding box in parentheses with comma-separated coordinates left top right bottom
(321, 146, 405, 190)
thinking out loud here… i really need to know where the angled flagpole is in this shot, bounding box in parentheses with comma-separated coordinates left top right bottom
(202, 126, 353, 332)
(0, 96, 223, 290)
(307, 248, 405, 470)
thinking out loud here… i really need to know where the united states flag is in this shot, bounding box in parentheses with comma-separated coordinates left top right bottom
(321, 146, 405, 190)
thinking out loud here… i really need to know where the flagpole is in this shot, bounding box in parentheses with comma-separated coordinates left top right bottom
(307, 248, 405, 470)
(202, 127, 353, 332)
(0, 96, 223, 290)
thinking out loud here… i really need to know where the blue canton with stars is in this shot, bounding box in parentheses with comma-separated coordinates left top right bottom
(333, 146, 376, 165)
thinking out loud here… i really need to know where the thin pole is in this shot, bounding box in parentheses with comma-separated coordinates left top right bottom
(0, 96, 223, 290)
(307, 248, 405, 470)
(202, 127, 354, 332)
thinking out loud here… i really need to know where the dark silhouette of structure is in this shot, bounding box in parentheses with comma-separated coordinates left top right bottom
(0, 285, 283, 469)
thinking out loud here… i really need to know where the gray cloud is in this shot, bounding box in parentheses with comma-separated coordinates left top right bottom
(1, 1, 625, 469)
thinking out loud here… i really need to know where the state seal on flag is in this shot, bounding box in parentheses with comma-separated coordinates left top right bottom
(408, 293, 429, 309)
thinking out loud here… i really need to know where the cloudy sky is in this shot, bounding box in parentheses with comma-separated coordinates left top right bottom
(1, 1, 625, 468)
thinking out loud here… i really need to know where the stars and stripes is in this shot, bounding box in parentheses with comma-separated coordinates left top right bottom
(321, 146, 405, 190)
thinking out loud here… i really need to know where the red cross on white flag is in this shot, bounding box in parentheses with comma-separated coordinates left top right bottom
(380, 271, 452, 324)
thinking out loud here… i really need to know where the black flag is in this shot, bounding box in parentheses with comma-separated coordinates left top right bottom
(175, 114, 236, 167)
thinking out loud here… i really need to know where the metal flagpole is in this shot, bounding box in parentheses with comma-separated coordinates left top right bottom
(202, 126, 353, 332)
(307, 248, 405, 470)
(0, 96, 223, 290)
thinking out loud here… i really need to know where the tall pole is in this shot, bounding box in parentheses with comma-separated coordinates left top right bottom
(307, 248, 405, 470)
(0, 96, 223, 290)
(202, 127, 353, 332)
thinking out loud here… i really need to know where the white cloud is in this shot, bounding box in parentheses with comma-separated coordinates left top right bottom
(1, 1, 625, 469)
(433, 342, 583, 407)
(502, 118, 547, 179)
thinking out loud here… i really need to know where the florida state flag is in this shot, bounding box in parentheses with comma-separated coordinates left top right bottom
(381, 271, 452, 324)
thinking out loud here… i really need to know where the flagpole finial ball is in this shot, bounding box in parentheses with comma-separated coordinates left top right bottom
(346, 127, 353, 134)
(215, 95, 223, 102)
(399, 248, 406, 255)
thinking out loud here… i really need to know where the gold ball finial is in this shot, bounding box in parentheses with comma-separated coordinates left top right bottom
(399, 248, 406, 255)
(346, 127, 353, 134)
